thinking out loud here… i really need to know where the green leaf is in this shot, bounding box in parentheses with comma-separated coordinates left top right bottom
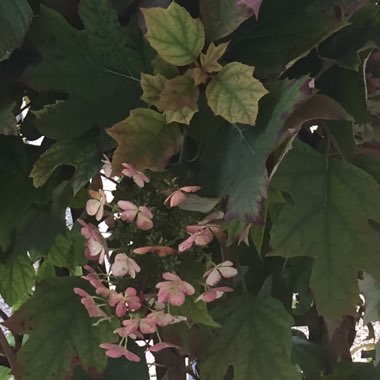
(142, 2, 205, 66)
(74, 354, 149, 380)
(200, 295, 300, 380)
(107, 108, 182, 174)
(206, 62, 268, 126)
(0, 366, 11, 380)
(229, 0, 355, 76)
(319, 5, 380, 70)
(292, 336, 324, 380)
(359, 273, 380, 324)
(199, 78, 310, 222)
(172, 297, 220, 328)
(324, 363, 380, 380)
(48, 230, 87, 270)
(0, 101, 17, 135)
(24, 3, 153, 140)
(0, 254, 35, 306)
(0, 173, 38, 250)
(30, 135, 101, 193)
(199, 0, 253, 42)
(0, 0, 33, 61)
(271, 141, 380, 327)
(141, 73, 167, 106)
(4, 277, 117, 380)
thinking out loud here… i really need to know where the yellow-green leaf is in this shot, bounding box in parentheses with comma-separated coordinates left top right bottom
(200, 42, 229, 73)
(206, 62, 268, 125)
(142, 2, 205, 66)
(141, 73, 167, 105)
(165, 107, 198, 125)
(107, 108, 182, 174)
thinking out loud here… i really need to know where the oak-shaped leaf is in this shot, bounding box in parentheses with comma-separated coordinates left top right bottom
(200, 42, 229, 73)
(107, 108, 182, 175)
(0, 254, 35, 306)
(199, 78, 311, 223)
(4, 277, 117, 380)
(142, 2, 205, 66)
(206, 62, 268, 126)
(271, 141, 380, 328)
(199, 0, 253, 41)
(141, 73, 199, 124)
(199, 295, 301, 380)
(30, 135, 101, 194)
(0, 0, 33, 61)
(24, 2, 153, 140)
(157, 74, 199, 112)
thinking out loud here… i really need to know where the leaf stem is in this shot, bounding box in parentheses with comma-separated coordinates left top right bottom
(0, 329, 18, 378)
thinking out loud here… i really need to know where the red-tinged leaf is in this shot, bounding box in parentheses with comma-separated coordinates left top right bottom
(236, 0, 263, 18)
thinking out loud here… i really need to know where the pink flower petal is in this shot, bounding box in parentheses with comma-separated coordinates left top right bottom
(180, 186, 201, 193)
(148, 342, 180, 352)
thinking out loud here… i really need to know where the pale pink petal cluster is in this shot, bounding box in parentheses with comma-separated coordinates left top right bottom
(99, 343, 140, 362)
(204, 261, 238, 286)
(111, 253, 141, 278)
(74, 288, 107, 318)
(109, 287, 142, 317)
(133, 245, 177, 257)
(164, 186, 201, 207)
(156, 272, 195, 306)
(78, 219, 108, 264)
(196, 287, 233, 303)
(117, 200, 153, 230)
(86, 189, 107, 221)
(101, 155, 113, 178)
(121, 163, 150, 188)
(178, 225, 213, 252)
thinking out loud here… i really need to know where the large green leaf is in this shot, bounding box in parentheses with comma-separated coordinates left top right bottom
(292, 335, 324, 380)
(228, 0, 357, 76)
(30, 134, 101, 193)
(199, 295, 300, 380)
(206, 62, 268, 126)
(0, 0, 33, 61)
(324, 363, 380, 380)
(199, 0, 253, 42)
(0, 101, 17, 135)
(73, 342, 149, 380)
(47, 230, 87, 270)
(107, 108, 182, 174)
(142, 2, 205, 66)
(4, 277, 117, 380)
(198, 78, 310, 223)
(24, 1, 153, 140)
(319, 5, 380, 69)
(271, 141, 380, 327)
(0, 254, 35, 306)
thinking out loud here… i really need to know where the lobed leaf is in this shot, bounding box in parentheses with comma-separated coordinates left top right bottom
(107, 108, 182, 174)
(271, 141, 380, 328)
(142, 2, 205, 66)
(206, 62, 268, 126)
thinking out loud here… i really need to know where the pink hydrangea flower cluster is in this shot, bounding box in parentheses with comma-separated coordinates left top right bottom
(76, 163, 240, 362)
